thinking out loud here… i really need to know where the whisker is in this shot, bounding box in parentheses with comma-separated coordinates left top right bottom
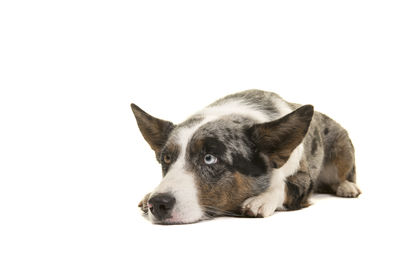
(201, 205, 244, 218)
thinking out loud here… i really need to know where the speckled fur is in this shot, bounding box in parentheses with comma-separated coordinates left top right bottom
(131, 89, 361, 224)
(214, 90, 361, 209)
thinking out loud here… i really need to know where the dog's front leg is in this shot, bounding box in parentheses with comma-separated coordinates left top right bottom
(241, 165, 313, 217)
(241, 169, 287, 217)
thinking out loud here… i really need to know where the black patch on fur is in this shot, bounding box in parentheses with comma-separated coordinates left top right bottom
(202, 137, 227, 156)
(314, 183, 336, 194)
(324, 128, 329, 135)
(311, 138, 318, 156)
(231, 151, 267, 177)
(346, 165, 356, 183)
(311, 128, 321, 156)
(286, 181, 300, 206)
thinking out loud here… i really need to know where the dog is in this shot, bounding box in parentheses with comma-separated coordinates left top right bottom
(131, 90, 361, 224)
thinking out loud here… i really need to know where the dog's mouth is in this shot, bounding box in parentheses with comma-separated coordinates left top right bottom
(152, 217, 205, 225)
(147, 210, 208, 225)
(143, 202, 245, 225)
(140, 191, 250, 224)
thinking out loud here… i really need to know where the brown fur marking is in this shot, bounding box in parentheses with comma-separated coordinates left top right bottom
(196, 172, 255, 215)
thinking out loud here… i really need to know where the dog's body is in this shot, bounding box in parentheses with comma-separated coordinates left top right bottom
(131, 90, 361, 224)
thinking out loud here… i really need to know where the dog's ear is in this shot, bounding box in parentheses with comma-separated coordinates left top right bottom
(130, 103, 175, 155)
(248, 105, 314, 168)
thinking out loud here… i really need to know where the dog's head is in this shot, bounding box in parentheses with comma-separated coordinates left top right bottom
(131, 103, 313, 224)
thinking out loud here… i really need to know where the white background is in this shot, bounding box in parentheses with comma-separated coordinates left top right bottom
(1, 1, 399, 266)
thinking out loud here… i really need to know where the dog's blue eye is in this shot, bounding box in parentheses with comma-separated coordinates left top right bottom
(204, 154, 218, 165)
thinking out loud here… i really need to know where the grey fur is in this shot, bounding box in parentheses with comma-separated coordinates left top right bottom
(188, 90, 358, 207)
(133, 89, 360, 222)
(209, 89, 355, 180)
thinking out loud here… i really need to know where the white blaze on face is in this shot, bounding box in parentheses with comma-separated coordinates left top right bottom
(148, 126, 205, 224)
(149, 161, 204, 224)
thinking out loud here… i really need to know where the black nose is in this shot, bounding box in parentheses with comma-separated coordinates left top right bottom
(148, 193, 176, 220)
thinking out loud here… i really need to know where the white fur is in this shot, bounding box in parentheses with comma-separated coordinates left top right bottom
(149, 125, 207, 223)
(149, 155, 204, 223)
(199, 100, 269, 123)
(280, 143, 304, 178)
(271, 94, 294, 117)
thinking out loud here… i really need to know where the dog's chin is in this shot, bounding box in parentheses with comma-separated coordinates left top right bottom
(153, 219, 202, 225)
(148, 213, 207, 225)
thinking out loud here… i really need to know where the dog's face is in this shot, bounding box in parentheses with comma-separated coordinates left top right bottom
(131, 103, 313, 224)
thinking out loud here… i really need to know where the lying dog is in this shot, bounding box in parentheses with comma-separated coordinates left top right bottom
(131, 90, 361, 224)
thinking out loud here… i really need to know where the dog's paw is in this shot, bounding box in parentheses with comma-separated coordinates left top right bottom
(138, 193, 151, 213)
(241, 193, 279, 218)
(336, 181, 362, 198)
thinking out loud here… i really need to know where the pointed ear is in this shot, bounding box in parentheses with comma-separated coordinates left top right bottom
(130, 103, 175, 155)
(248, 105, 314, 168)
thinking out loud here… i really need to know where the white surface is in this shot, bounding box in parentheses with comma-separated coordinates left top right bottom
(1, 1, 399, 266)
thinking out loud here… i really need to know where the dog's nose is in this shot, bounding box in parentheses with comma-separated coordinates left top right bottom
(148, 193, 176, 220)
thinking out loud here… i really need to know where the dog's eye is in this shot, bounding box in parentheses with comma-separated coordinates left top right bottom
(163, 154, 171, 164)
(204, 154, 218, 165)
